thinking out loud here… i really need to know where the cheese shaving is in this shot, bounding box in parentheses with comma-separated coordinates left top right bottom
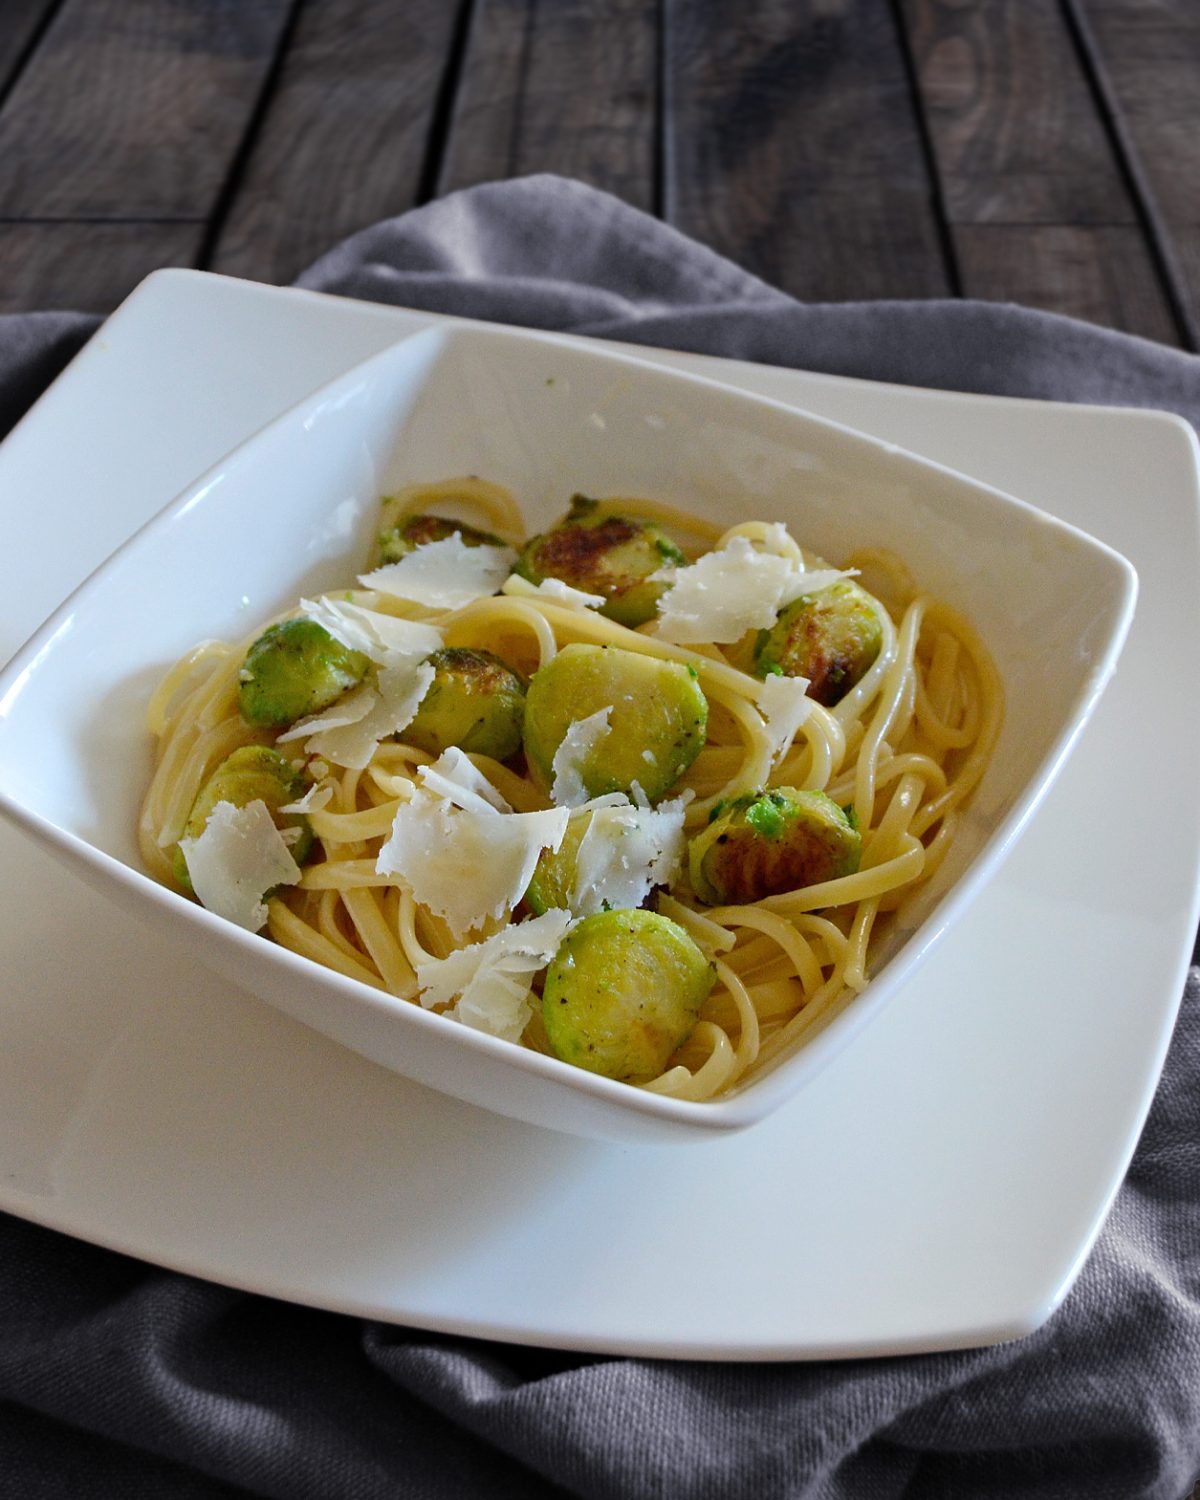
(297, 596, 442, 664)
(275, 597, 443, 769)
(416, 909, 573, 1042)
(570, 796, 688, 916)
(651, 535, 855, 644)
(376, 794, 569, 940)
(550, 707, 611, 808)
(275, 682, 375, 742)
(281, 659, 436, 770)
(755, 672, 815, 762)
(179, 800, 301, 932)
(777, 567, 857, 608)
(359, 535, 516, 609)
(500, 574, 606, 611)
(278, 783, 333, 816)
(416, 746, 512, 816)
(759, 521, 802, 559)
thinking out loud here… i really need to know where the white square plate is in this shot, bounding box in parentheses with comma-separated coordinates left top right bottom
(0, 316, 1135, 1142)
(0, 272, 1195, 1354)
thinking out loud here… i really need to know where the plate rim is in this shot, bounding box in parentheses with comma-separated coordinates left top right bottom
(0, 268, 1194, 1358)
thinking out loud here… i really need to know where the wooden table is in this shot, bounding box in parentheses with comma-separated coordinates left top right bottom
(0, 0, 1195, 348)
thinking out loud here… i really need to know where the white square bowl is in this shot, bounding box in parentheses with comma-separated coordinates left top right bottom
(0, 322, 1136, 1143)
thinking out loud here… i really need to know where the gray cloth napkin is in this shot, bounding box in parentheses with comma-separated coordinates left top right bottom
(2, 175, 1199, 1500)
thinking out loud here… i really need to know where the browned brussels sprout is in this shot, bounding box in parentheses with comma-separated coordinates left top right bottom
(515, 495, 685, 628)
(400, 647, 526, 760)
(376, 509, 505, 566)
(754, 580, 883, 707)
(688, 787, 860, 906)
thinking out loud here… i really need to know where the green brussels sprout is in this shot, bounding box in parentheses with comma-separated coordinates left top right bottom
(523, 643, 707, 804)
(238, 618, 370, 730)
(524, 812, 589, 916)
(754, 579, 883, 707)
(173, 745, 314, 889)
(542, 909, 714, 1081)
(688, 787, 861, 906)
(376, 509, 505, 566)
(400, 647, 526, 760)
(515, 495, 685, 628)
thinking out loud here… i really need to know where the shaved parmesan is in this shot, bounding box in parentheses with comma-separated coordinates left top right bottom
(417, 745, 511, 815)
(571, 797, 688, 916)
(377, 795, 569, 939)
(652, 535, 856, 644)
(550, 708, 610, 808)
(278, 783, 333, 816)
(360, 535, 516, 609)
(280, 659, 436, 769)
(759, 521, 801, 558)
(298, 596, 442, 664)
(276, 597, 444, 768)
(450, 971, 533, 1042)
(179, 800, 301, 932)
(275, 681, 376, 742)
(778, 567, 858, 609)
(755, 672, 814, 762)
(501, 574, 606, 611)
(416, 909, 573, 1042)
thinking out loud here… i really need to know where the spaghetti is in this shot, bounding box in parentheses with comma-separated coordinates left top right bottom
(139, 480, 1002, 1102)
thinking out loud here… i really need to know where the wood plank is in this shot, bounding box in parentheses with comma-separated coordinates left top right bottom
(901, 0, 1179, 343)
(1080, 0, 1200, 344)
(210, 0, 464, 286)
(0, 0, 294, 219)
(956, 225, 1178, 341)
(0, 222, 202, 314)
(664, 0, 950, 302)
(438, 0, 658, 212)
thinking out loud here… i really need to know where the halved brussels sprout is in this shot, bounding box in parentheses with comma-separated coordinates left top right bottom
(238, 619, 370, 729)
(400, 647, 526, 760)
(688, 787, 860, 906)
(523, 643, 707, 803)
(376, 509, 505, 566)
(515, 495, 685, 627)
(754, 580, 883, 707)
(524, 812, 590, 916)
(542, 909, 714, 1081)
(173, 745, 314, 889)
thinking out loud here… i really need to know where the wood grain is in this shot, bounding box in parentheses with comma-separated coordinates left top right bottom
(210, 0, 465, 285)
(1080, 0, 1200, 343)
(439, 0, 658, 211)
(956, 224, 1179, 339)
(901, 0, 1179, 342)
(0, 0, 1189, 348)
(663, 0, 951, 302)
(0, 222, 202, 314)
(0, 0, 293, 218)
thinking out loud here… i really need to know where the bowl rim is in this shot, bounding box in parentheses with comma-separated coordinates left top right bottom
(0, 317, 1139, 1135)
